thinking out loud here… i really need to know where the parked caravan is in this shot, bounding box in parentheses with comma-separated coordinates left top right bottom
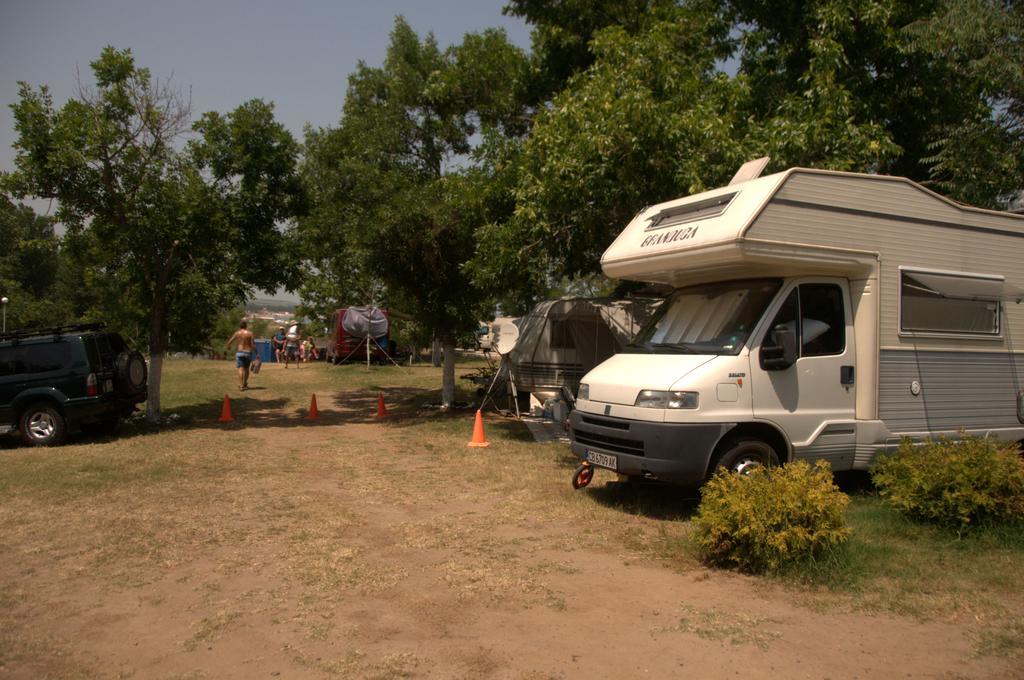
(507, 298, 661, 403)
(331, 307, 392, 364)
(570, 166, 1024, 487)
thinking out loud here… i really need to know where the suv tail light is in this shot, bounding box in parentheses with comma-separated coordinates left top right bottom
(86, 372, 98, 396)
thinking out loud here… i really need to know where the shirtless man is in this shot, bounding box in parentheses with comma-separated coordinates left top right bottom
(226, 321, 256, 390)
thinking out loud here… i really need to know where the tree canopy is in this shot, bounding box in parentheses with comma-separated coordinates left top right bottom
(4, 47, 305, 419)
(298, 18, 530, 405)
(0, 197, 66, 329)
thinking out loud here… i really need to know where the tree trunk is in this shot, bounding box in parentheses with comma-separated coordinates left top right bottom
(146, 351, 163, 422)
(431, 336, 442, 367)
(441, 338, 456, 408)
(145, 244, 178, 423)
(145, 311, 168, 422)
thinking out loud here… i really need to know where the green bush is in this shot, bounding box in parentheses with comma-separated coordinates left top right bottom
(871, 436, 1024, 529)
(693, 460, 852, 573)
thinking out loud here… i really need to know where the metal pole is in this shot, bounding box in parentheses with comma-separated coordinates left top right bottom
(1, 297, 7, 333)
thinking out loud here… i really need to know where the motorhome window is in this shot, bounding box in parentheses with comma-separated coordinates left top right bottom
(764, 284, 845, 358)
(800, 284, 845, 356)
(628, 279, 781, 355)
(646, 192, 737, 231)
(900, 270, 1000, 335)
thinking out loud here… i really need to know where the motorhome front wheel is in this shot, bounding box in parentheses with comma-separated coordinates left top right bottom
(712, 438, 780, 477)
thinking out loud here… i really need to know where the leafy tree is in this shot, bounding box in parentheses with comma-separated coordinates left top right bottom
(478, 7, 898, 293)
(906, 0, 1024, 208)
(725, 0, 974, 180)
(504, 0, 688, 99)
(300, 18, 530, 405)
(295, 125, 390, 329)
(723, 0, 1023, 203)
(482, 0, 1023, 292)
(0, 197, 70, 329)
(4, 47, 305, 420)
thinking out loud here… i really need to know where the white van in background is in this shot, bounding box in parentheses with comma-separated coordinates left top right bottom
(569, 164, 1024, 487)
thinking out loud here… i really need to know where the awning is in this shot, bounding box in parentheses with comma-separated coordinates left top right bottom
(904, 271, 1024, 302)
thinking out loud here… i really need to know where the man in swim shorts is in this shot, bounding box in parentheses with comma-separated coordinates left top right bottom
(226, 320, 256, 390)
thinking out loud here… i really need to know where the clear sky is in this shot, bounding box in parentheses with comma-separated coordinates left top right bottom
(0, 0, 532, 303)
(0, 0, 531, 180)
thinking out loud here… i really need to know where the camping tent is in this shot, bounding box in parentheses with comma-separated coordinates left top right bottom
(506, 297, 662, 399)
(332, 306, 391, 364)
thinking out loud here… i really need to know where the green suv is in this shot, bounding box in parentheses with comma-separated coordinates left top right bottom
(0, 323, 147, 446)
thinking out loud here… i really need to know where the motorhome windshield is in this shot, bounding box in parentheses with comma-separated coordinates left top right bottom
(626, 279, 782, 354)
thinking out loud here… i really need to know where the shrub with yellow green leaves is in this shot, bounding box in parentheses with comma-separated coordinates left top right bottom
(693, 460, 852, 574)
(871, 436, 1024, 529)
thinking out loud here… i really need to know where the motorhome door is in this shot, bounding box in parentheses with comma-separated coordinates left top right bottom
(751, 280, 856, 469)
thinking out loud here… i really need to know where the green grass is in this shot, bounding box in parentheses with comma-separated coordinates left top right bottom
(793, 495, 1024, 610)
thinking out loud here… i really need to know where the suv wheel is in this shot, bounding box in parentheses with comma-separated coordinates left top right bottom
(115, 350, 147, 393)
(20, 403, 67, 446)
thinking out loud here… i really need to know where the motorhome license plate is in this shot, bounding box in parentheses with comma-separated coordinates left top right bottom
(586, 451, 617, 471)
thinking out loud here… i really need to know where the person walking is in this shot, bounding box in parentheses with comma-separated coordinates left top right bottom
(284, 324, 301, 369)
(226, 321, 256, 390)
(272, 326, 287, 363)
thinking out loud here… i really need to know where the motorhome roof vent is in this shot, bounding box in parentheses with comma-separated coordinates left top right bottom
(729, 156, 771, 185)
(647, 192, 737, 231)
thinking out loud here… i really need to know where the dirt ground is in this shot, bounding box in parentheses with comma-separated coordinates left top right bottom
(1, 373, 1021, 679)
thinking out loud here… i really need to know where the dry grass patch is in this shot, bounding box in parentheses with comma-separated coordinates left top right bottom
(974, 615, 1024, 659)
(183, 610, 243, 651)
(658, 604, 785, 650)
(290, 647, 420, 679)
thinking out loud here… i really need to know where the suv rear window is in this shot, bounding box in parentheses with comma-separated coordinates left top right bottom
(0, 341, 73, 377)
(90, 333, 127, 365)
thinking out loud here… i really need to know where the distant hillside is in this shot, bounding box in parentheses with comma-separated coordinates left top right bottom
(247, 298, 296, 313)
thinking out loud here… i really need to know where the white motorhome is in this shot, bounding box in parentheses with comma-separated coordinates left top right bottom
(569, 166, 1024, 487)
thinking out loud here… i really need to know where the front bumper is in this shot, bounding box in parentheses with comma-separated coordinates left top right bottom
(569, 410, 734, 487)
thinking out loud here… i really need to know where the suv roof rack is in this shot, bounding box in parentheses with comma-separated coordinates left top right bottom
(0, 322, 107, 343)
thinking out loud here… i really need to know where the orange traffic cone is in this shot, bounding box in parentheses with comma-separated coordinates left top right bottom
(376, 392, 389, 418)
(306, 394, 320, 421)
(218, 393, 234, 422)
(467, 409, 489, 448)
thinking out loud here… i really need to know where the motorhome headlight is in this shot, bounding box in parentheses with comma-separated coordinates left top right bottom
(577, 383, 589, 401)
(634, 390, 699, 409)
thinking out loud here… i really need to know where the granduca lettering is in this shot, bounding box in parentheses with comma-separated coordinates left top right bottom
(640, 226, 699, 248)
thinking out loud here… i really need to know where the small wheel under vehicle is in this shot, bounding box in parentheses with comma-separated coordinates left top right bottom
(711, 438, 780, 476)
(572, 463, 594, 489)
(20, 403, 67, 446)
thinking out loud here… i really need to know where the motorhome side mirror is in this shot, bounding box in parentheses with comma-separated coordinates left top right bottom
(761, 324, 798, 370)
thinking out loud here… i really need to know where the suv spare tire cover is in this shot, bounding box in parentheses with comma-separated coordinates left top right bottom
(115, 351, 148, 392)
